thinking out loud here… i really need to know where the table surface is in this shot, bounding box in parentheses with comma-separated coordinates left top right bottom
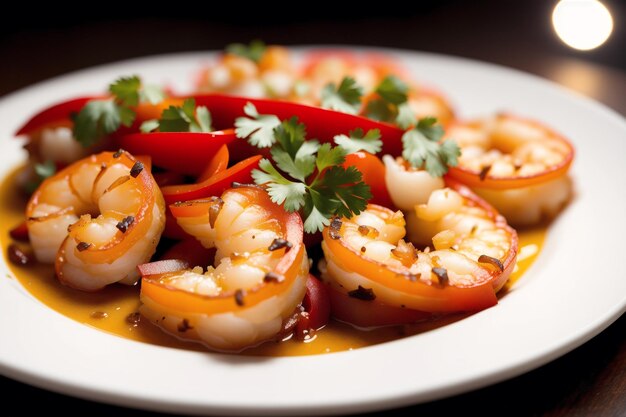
(1, 6, 626, 416)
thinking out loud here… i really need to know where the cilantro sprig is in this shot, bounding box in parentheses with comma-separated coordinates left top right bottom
(365, 75, 416, 129)
(236, 104, 372, 233)
(333, 128, 382, 154)
(226, 40, 266, 63)
(320, 77, 363, 115)
(401, 117, 460, 177)
(73, 75, 165, 147)
(140, 98, 213, 133)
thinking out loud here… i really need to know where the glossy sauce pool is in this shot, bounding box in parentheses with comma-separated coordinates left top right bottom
(0, 167, 545, 356)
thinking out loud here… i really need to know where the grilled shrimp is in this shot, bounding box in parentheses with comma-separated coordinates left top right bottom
(446, 113, 574, 225)
(321, 179, 517, 316)
(26, 150, 165, 291)
(139, 186, 309, 352)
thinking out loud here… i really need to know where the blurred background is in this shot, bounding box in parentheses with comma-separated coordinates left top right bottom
(1, 1, 624, 112)
(1, 1, 625, 416)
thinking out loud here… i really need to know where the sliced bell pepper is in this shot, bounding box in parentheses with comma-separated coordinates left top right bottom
(118, 129, 237, 176)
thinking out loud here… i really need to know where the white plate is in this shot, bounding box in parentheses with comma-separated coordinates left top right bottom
(1, 48, 625, 416)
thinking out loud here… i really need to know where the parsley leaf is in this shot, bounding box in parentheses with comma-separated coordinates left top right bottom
(320, 76, 363, 115)
(333, 128, 382, 154)
(401, 117, 460, 177)
(226, 40, 266, 63)
(364, 98, 394, 122)
(141, 84, 166, 105)
(395, 102, 417, 129)
(234, 102, 281, 147)
(146, 98, 213, 133)
(243, 108, 372, 233)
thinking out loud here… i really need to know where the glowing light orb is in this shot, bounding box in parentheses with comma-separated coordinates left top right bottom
(552, 0, 613, 51)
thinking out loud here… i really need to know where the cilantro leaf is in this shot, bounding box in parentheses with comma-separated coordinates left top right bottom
(315, 166, 371, 218)
(109, 75, 141, 107)
(273, 117, 308, 158)
(140, 84, 166, 105)
(395, 102, 417, 129)
(156, 99, 213, 133)
(140, 119, 159, 133)
(73, 100, 133, 147)
(320, 76, 363, 115)
(401, 117, 460, 177)
(252, 159, 306, 212)
(315, 143, 346, 172)
(333, 128, 382, 154)
(235, 102, 281, 148)
(375, 75, 409, 105)
(247, 113, 373, 233)
(226, 40, 266, 63)
(364, 98, 394, 122)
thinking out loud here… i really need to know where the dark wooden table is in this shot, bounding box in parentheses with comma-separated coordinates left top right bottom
(2, 5, 625, 416)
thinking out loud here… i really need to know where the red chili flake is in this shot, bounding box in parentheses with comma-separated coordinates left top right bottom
(348, 285, 376, 301)
(268, 238, 292, 251)
(234, 289, 246, 306)
(478, 254, 504, 271)
(329, 218, 342, 240)
(130, 161, 144, 178)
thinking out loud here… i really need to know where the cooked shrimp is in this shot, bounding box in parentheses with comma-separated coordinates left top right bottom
(382, 155, 444, 211)
(321, 180, 517, 314)
(198, 46, 296, 99)
(445, 113, 574, 225)
(139, 186, 309, 352)
(26, 150, 165, 291)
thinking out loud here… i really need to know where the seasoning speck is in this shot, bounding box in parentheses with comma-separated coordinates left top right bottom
(90, 311, 108, 319)
(268, 238, 292, 251)
(130, 161, 144, 178)
(177, 319, 193, 332)
(115, 216, 135, 233)
(126, 312, 141, 326)
(76, 242, 92, 252)
(7, 244, 33, 266)
(234, 289, 246, 306)
(113, 149, 124, 158)
(348, 285, 376, 301)
(478, 254, 504, 271)
(264, 272, 284, 283)
(432, 267, 449, 287)
(479, 165, 491, 181)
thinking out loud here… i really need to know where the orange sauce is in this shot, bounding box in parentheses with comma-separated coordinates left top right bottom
(0, 166, 545, 356)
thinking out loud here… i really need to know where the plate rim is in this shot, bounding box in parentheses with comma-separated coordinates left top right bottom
(1, 47, 625, 416)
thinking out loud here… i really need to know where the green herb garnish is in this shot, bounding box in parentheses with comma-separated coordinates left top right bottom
(140, 98, 213, 133)
(73, 75, 165, 147)
(226, 40, 266, 63)
(24, 160, 56, 194)
(320, 76, 363, 115)
(236, 106, 371, 233)
(401, 117, 460, 177)
(333, 128, 382, 154)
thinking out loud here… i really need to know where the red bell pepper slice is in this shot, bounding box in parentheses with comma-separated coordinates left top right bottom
(197, 144, 229, 182)
(302, 274, 331, 331)
(15, 96, 98, 136)
(118, 129, 237, 176)
(162, 155, 261, 205)
(191, 94, 405, 158)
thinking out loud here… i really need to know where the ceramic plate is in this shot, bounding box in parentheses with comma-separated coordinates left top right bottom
(0, 48, 625, 415)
